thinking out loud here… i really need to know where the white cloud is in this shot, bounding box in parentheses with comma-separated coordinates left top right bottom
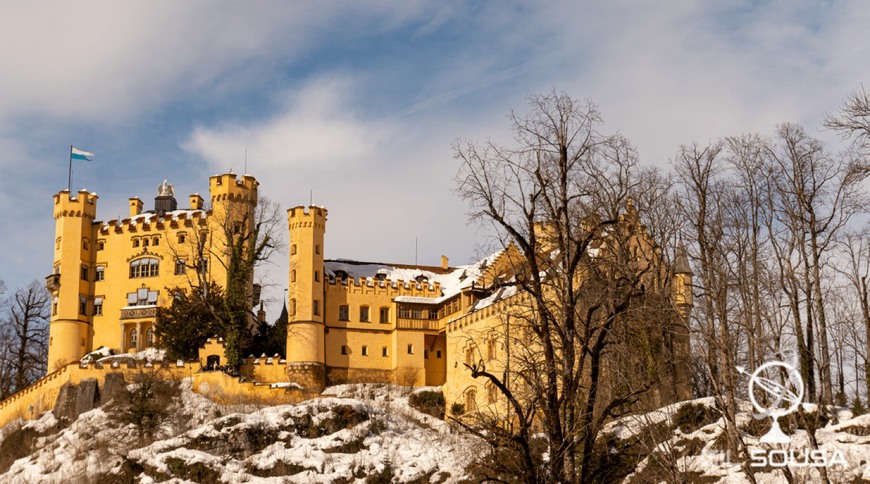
(183, 77, 391, 175)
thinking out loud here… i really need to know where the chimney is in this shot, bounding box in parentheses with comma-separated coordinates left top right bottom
(189, 193, 204, 210)
(441, 255, 449, 271)
(129, 197, 143, 216)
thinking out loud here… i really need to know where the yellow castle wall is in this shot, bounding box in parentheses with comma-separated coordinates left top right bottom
(47, 174, 257, 371)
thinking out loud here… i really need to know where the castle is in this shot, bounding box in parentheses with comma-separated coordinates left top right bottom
(0, 172, 692, 427)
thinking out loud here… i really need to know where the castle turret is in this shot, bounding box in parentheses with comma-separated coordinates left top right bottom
(672, 242, 693, 314)
(671, 241, 693, 401)
(286, 205, 327, 390)
(46, 189, 98, 371)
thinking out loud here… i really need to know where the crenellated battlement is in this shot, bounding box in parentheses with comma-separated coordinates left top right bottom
(209, 173, 258, 205)
(325, 275, 442, 298)
(98, 210, 208, 235)
(287, 205, 327, 229)
(53, 189, 98, 219)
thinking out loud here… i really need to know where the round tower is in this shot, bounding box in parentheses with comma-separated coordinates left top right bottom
(46, 189, 98, 372)
(286, 205, 327, 390)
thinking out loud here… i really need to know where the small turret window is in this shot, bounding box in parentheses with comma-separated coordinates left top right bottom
(56, 238, 61, 250)
(315, 244, 320, 255)
(291, 244, 297, 255)
(178, 232, 186, 244)
(132, 238, 140, 248)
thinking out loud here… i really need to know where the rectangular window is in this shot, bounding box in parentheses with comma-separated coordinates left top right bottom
(313, 300, 320, 316)
(362, 345, 368, 356)
(436, 350, 442, 359)
(407, 344, 414, 355)
(424, 349, 429, 359)
(143, 238, 149, 247)
(428, 308, 439, 320)
(315, 244, 320, 255)
(290, 298, 296, 316)
(379, 307, 389, 323)
(399, 307, 411, 318)
(291, 270, 296, 282)
(314, 271, 320, 282)
(95, 266, 105, 281)
(94, 297, 103, 316)
(411, 308, 422, 319)
(338, 305, 349, 321)
(198, 257, 208, 273)
(178, 233, 186, 244)
(382, 346, 388, 357)
(359, 306, 369, 322)
(97, 241, 104, 251)
(175, 258, 186, 275)
(291, 244, 297, 255)
(52, 297, 58, 316)
(80, 265, 88, 281)
(152, 237, 159, 246)
(341, 345, 347, 355)
(133, 238, 139, 248)
(79, 296, 87, 315)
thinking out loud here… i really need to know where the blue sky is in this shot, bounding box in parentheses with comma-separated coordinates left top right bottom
(1, 1, 869, 318)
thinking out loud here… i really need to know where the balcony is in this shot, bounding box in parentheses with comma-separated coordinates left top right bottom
(121, 305, 157, 320)
(396, 318, 441, 331)
(45, 273, 60, 292)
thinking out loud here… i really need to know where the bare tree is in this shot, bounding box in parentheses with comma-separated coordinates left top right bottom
(765, 123, 868, 404)
(162, 195, 283, 371)
(454, 91, 686, 483)
(826, 85, 870, 150)
(0, 281, 49, 398)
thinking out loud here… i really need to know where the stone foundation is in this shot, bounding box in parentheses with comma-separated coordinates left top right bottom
(326, 367, 394, 386)
(286, 362, 326, 392)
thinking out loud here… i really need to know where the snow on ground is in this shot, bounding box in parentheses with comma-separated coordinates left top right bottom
(0, 381, 476, 483)
(611, 397, 870, 483)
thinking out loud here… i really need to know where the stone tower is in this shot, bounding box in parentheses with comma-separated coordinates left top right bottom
(671, 241, 694, 401)
(46, 189, 98, 371)
(286, 205, 327, 390)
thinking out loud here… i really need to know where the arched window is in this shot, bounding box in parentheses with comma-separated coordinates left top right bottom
(145, 328, 154, 347)
(465, 389, 477, 412)
(129, 328, 138, 350)
(129, 257, 159, 278)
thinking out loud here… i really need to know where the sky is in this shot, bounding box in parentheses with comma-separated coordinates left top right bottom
(2, 0, 869, 319)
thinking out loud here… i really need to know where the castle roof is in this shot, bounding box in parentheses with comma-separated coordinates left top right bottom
(325, 249, 504, 302)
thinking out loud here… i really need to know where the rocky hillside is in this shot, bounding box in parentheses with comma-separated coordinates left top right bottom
(0, 382, 476, 483)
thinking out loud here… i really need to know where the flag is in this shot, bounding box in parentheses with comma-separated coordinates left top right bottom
(70, 146, 94, 161)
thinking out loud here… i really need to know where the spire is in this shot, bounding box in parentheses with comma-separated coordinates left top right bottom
(674, 241, 692, 275)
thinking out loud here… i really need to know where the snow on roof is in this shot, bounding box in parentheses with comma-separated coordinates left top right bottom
(324, 249, 505, 302)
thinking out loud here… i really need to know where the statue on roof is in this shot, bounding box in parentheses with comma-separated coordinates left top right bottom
(158, 179, 175, 198)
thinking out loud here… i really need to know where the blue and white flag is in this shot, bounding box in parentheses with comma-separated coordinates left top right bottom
(70, 146, 94, 161)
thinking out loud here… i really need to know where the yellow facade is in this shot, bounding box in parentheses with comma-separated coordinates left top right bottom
(5, 173, 692, 428)
(46, 173, 258, 371)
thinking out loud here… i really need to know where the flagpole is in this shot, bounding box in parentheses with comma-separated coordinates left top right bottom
(68, 145, 73, 192)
